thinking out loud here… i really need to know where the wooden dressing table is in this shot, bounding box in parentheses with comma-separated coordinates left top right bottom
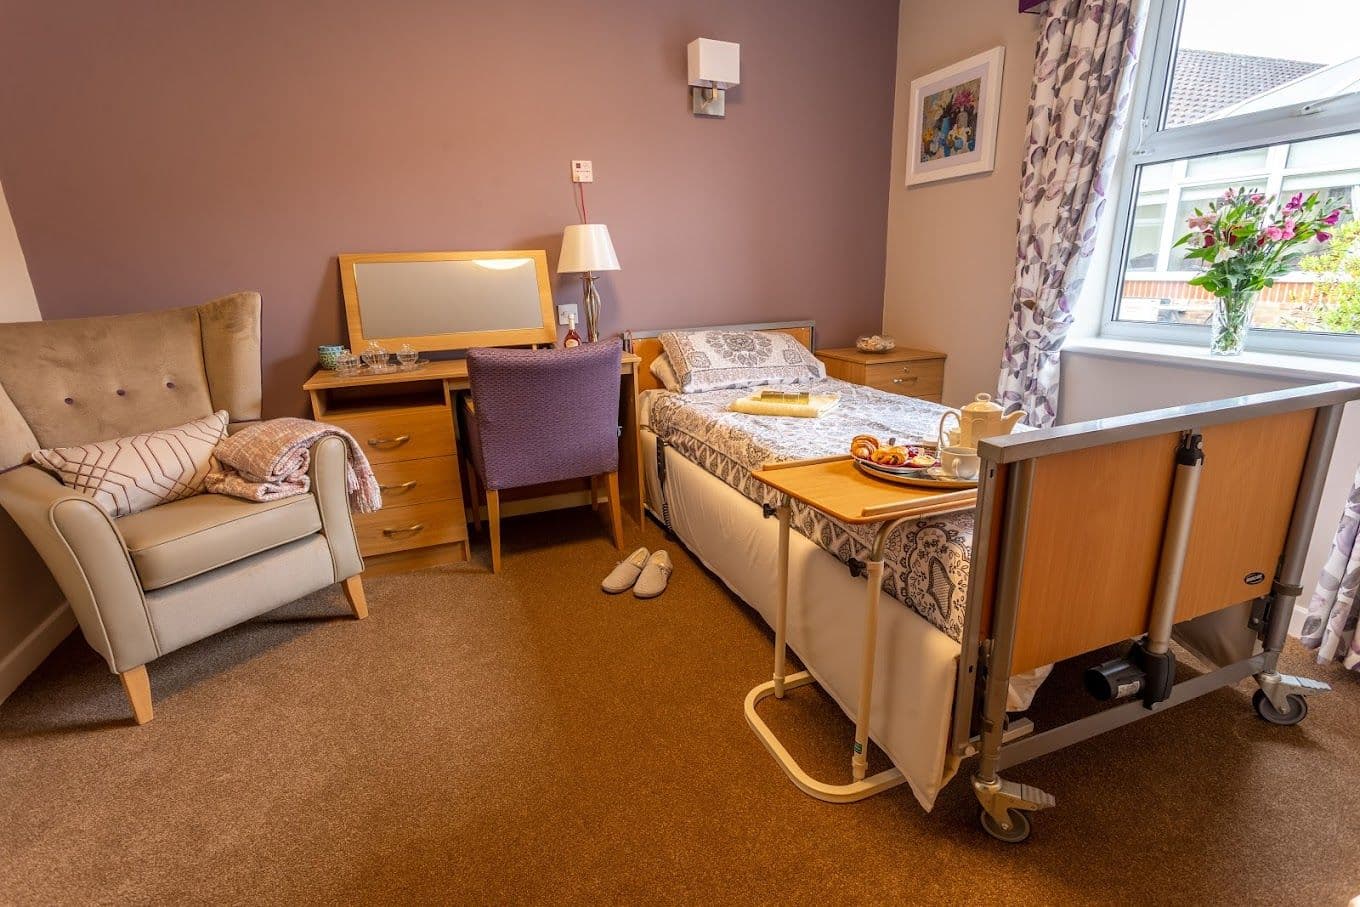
(303, 353, 644, 574)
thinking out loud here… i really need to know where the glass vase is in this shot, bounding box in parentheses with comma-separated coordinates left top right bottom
(1209, 291, 1257, 356)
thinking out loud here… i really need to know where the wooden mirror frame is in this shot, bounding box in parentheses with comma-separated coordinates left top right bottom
(338, 249, 557, 353)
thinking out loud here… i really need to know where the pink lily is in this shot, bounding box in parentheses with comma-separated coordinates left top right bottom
(1316, 231, 1332, 243)
(1284, 192, 1304, 213)
(1323, 209, 1342, 226)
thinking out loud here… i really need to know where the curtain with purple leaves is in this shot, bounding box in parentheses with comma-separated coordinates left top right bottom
(997, 0, 1143, 427)
(1300, 466, 1360, 670)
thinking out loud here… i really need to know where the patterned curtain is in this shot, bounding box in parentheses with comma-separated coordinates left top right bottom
(1300, 468, 1360, 670)
(997, 0, 1143, 427)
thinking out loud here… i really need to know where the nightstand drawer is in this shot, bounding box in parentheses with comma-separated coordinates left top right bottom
(324, 406, 455, 465)
(353, 499, 467, 556)
(864, 360, 944, 397)
(372, 456, 462, 508)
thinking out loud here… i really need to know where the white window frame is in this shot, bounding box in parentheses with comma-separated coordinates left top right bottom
(1101, 0, 1360, 360)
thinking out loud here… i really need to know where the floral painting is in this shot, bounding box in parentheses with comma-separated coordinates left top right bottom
(905, 47, 1005, 186)
(919, 78, 981, 163)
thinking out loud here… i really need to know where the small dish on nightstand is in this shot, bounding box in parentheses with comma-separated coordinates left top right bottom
(855, 334, 897, 354)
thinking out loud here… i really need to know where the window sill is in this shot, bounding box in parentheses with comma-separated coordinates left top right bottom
(1063, 337, 1360, 383)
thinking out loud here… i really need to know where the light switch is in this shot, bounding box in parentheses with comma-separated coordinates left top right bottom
(557, 303, 580, 325)
(571, 160, 593, 183)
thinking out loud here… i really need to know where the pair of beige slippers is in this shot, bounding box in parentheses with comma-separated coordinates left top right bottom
(602, 547, 673, 598)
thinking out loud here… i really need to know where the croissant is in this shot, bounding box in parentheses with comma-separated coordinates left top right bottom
(850, 434, 880, 460)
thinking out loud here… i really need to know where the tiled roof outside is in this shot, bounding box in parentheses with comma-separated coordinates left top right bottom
(1166, 49, 1322, 127)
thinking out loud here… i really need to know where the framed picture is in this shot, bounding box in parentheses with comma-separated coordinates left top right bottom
(905, 46, 1005, 186)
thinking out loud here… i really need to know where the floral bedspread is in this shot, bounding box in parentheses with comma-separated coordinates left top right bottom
(647, 379, 973, 641)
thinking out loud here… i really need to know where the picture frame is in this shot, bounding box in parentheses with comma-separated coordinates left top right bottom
(904, 46, 1005, 187)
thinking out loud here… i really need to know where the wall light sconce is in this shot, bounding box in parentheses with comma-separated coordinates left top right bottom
(687, 38, 740, 118)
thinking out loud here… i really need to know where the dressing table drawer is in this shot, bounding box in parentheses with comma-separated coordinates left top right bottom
(325, 406, 456, 465)
(372, 456, 462, 508)
(353, 499, 466, 557)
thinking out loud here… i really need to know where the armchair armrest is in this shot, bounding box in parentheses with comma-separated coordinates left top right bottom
(0, 465, 157, 673)
(306, 435, 363, 582)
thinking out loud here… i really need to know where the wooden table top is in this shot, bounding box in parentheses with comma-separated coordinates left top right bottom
(751, 455, 976, 525)
(303, 351, 641, 391)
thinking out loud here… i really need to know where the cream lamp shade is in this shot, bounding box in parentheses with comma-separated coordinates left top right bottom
(557, 224, 620, 274)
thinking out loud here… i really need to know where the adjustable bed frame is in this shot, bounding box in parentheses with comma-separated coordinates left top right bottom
(626, 320, 1359, 841)
(956, 381, 1358, 841)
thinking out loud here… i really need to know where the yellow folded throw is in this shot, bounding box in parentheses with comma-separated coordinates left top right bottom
(729, 392, 840, 418)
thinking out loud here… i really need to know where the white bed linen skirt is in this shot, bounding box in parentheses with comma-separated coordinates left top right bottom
(643, 430, 960, 809)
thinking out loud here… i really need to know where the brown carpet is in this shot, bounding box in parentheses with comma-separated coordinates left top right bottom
(2, 509, 1357, 905)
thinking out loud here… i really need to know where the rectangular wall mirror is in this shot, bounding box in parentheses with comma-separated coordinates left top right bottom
(338, 250, 557, 353)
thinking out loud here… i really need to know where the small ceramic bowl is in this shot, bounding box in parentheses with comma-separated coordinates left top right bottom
(318, 345, 346, 370)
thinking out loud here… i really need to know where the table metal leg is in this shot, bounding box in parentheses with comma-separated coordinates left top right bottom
(743, 514, 906, 803)
(773, 500, 791, 698)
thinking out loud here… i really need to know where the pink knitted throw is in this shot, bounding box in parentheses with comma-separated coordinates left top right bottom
(206, 418, 382, 512)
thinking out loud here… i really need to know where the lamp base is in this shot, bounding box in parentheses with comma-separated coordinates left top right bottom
(580, 273, 602, 342)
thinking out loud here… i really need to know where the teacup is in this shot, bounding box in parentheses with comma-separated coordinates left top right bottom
(939, 445, 980, 480)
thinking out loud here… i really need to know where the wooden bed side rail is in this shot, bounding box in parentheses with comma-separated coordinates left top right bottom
(624, 321, 817, 393)
(979, 381, 1360, 464)
(968, 381, 1360, 678)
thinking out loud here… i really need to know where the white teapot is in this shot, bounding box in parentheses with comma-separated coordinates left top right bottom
(938, 393, 1024, 451)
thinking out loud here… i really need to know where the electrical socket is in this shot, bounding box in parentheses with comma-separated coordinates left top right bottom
(557, 303, 580, 326)
(571, 160, 593, 183)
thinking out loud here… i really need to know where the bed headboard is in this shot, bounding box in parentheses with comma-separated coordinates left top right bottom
(624, 320, 817, 392)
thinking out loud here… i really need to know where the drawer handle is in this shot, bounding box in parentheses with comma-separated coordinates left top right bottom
(368, 434, 411, 449)
(381, 523, 424, 537)
(379, 480, 418, 493)
(892, 376, 919, 384)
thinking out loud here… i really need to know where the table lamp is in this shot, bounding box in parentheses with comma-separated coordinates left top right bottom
(557, 223, 620, 342)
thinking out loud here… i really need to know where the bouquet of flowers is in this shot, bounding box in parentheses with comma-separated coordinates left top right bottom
(1174, 188, 1347, 354)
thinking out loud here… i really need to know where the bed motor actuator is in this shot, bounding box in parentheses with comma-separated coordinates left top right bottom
(1084, 431, 1205, 709)
(1085, 640, 1175, 706)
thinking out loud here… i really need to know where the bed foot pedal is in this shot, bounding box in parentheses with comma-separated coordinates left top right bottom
(972, 775, 1053, 843)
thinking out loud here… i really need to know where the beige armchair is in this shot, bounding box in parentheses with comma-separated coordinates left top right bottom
(0, 292, 367, 724)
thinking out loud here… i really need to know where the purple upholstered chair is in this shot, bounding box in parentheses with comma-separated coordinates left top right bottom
(463, 340, 624, 572)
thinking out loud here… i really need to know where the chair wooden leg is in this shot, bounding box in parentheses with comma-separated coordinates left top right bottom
(487, 488, 502, 574)
(342, 574, 369, 620)
(467, 457, 483, 533)
(604, 471, 625, 550)
(119, 665, 154, 725)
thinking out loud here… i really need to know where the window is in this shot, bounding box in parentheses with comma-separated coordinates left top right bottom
(1104, 0, 1360, 357)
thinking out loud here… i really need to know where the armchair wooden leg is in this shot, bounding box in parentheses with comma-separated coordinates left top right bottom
(119, 666, 154, 726)
(604, 471, 625, 551)
(342, 575, 369, 620)
(487, 488, 502, 574)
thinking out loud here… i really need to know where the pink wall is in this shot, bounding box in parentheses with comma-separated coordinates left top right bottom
(0, 0, 899, 415)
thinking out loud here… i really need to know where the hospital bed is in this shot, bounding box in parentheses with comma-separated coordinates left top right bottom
(626, 320, 1360, 841)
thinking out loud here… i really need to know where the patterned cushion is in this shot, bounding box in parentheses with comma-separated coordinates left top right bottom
(648, 352, 682, 392)
(30, 411, 229, 518)
(658, 330, 824, 393)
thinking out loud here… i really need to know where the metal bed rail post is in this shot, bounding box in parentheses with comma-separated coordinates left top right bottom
(970, 459, 1054, 841)
(1254, 403, 1346, 719)
(950, 458, 1003, 759)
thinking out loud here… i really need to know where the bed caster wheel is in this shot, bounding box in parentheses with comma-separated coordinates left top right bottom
(979, 806, 1032, 843)
(1253, 689, 1308, 726)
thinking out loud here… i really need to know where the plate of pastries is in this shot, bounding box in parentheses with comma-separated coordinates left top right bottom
(850, 435, 935, 473)
(849, 435, 976, 488)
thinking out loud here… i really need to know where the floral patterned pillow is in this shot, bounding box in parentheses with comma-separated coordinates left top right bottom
(658, 330, 824, 393)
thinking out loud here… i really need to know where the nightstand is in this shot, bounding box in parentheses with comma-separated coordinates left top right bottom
(816, 346, 945, 402)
